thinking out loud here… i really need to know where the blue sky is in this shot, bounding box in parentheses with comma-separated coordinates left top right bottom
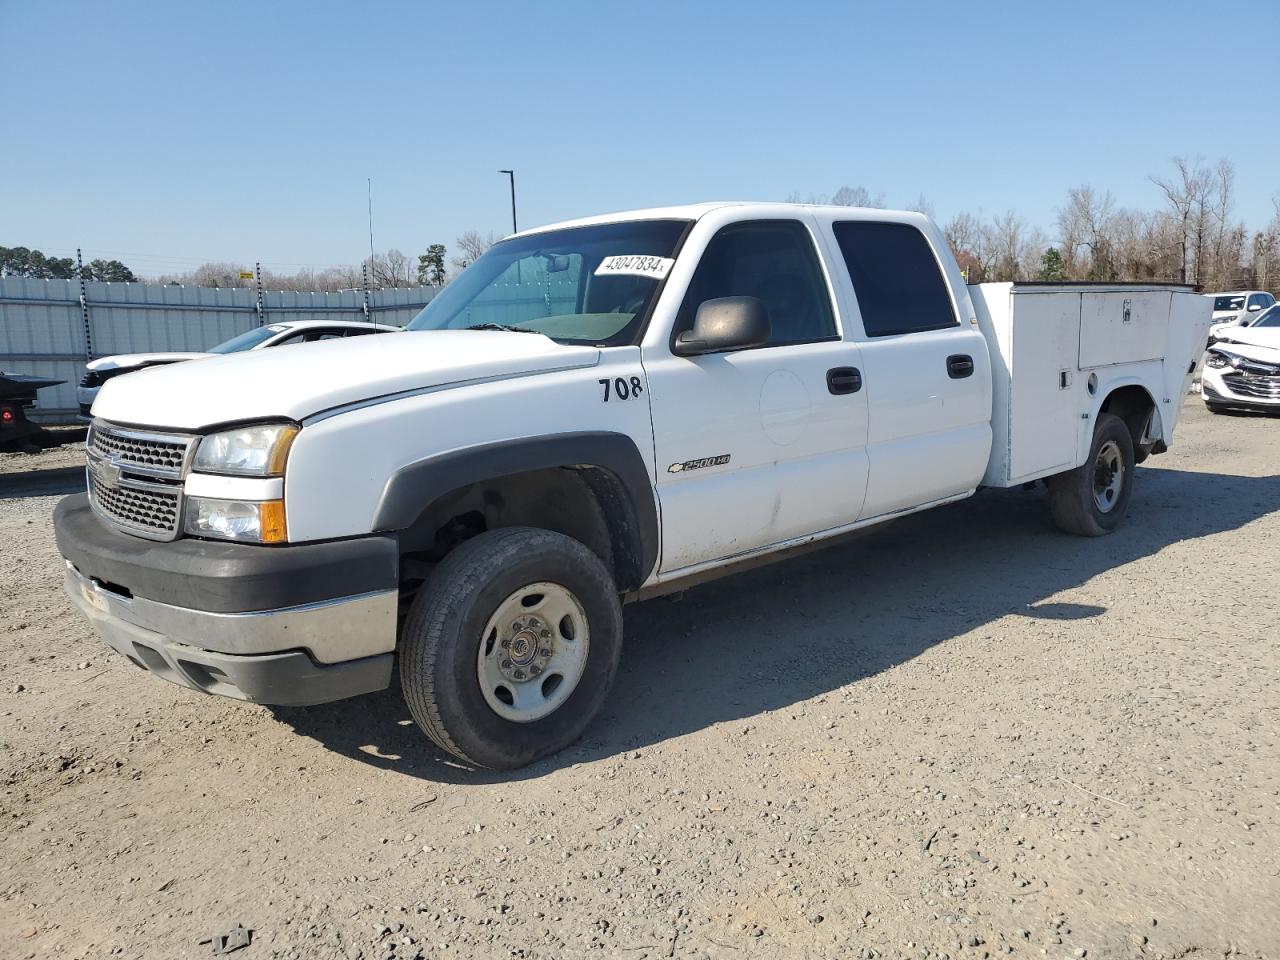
(4, 0, 1278, 275)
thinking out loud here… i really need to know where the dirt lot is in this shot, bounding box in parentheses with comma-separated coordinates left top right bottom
(1, 401, 1277, 960)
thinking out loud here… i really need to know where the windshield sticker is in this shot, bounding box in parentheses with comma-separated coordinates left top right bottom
(594, 255, 674, 280)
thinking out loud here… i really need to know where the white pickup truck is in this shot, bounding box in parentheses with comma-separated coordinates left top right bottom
(54, 202, 1210, 769)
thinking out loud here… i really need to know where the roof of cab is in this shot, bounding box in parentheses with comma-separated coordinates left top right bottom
(509, 201, 929, 240)
(270, 319, 401, 332)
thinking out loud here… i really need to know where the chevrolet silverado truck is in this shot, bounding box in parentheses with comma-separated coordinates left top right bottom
(54, 202, 1210, 769)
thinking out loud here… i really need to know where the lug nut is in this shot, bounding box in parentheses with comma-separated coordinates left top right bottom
(540, 629, 551, 638)
(501, 659, 512, 669)
(513, 669, 525, 680)
(529, 665, 541, 676)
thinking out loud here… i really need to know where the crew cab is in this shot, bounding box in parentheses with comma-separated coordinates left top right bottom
(53, 203, 1210, 770)
(76, 319, 400, 417)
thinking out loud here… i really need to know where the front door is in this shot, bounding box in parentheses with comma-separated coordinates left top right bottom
(642, 218, 870, 574)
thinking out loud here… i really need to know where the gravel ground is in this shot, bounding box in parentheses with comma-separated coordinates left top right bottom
(1, 400, 1277, 960)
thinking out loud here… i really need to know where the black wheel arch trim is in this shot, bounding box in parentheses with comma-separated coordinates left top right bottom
(372, 431, 659, 590)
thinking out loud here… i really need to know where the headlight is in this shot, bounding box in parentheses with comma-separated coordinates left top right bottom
(185, 497, 287, 543)
(1205, 352, 1231, 369)
(193, 423, 298, 476)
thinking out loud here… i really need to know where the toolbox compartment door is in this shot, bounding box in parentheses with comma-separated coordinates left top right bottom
(1007, 292, 1081, 482)
(1079, 291, 1170, 368)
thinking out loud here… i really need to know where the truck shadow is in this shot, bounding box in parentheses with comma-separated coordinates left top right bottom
(0, 466, 85, 499)
(270, 465, 1280, 784)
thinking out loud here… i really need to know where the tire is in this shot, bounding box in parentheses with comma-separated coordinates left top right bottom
(399, 527, 623, 770)
(1047, 413, 1135, 537)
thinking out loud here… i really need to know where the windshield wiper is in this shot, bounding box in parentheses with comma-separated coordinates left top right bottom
(465, 323, 541, 334)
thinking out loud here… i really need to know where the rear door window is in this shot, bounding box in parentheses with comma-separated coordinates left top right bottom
(831, 221, 958, 337)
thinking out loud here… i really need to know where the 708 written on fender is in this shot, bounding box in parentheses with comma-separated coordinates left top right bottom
(598, 376, 644, 402)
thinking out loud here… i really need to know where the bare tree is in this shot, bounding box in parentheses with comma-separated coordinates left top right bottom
(1057, 186, 1117, 279)
(784, 186, 884, 207)
(364, 248, 414, 288)
(984, 211, 1043, 281)
(1150, 157, 1215, 283)
(943, 212, 985, 280)
(451, 231, 496, 272)
(830, 185, 885, 208)
(906, 194, 935, 219)
(185, 262, 253, 288)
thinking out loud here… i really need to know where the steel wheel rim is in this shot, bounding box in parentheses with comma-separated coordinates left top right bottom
(1092, 439, 1124, 513)
(476, 581, 590, 723)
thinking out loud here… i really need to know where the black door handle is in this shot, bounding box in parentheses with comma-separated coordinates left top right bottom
(827, 366, 862, 395)
(947, 354, 974, 379)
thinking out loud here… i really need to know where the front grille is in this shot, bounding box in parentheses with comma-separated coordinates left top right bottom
(88, 472, 181, 535)
(86, 421, 195, 540)
(89, 422, 191, 475)
(1223, 373, 1280, 401)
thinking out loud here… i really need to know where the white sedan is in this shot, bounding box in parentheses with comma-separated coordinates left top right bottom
(1201, 307, 1280, 413)
(78, 319, 400, 418)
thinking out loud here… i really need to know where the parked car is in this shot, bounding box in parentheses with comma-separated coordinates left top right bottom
(1202, 307, 1280, 413)
(77, 320, 401, 418)
(1208, 301, 1280, 345)
(1206, 290, 1276, 343)
(0, 373, 63, 452)
(53, 202, 1210, 770)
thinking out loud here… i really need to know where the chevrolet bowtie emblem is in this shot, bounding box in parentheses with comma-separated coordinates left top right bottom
(92, 453, 123, 486)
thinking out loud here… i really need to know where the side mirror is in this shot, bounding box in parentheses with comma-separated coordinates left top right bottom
(1247, 303, 1263, 311)
(672, 296, 770, 356)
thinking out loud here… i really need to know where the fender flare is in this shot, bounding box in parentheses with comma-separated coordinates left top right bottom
(372, 431, 659, 587)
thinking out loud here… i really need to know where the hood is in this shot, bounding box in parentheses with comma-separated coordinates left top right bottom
(1214, 326, 1280, 354)
(88, 352, 210, 372)
(92, 329, 600, 430)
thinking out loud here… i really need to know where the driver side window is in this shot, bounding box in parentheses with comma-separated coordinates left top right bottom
(676, 220, 837, 347)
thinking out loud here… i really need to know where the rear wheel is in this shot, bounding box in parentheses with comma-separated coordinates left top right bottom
(1047, 413, 1134, 537)
(399, 527, 623, 770)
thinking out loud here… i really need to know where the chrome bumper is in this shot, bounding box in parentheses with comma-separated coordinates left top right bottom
(63, 562, 396, 706)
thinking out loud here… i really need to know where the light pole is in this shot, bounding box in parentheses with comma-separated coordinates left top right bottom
(499, 169, 517, 234)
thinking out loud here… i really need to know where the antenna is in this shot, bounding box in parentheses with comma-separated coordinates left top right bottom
(367, 177, 376, 265)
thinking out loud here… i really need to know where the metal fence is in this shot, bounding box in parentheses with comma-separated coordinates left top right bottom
(0, 278, 438, 421)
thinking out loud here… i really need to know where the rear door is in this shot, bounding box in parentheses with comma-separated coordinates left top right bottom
(818, 217, 992, 519)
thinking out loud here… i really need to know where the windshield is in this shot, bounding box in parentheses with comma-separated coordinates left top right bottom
(407, 219, 690, 346)
(1252, 305, 1280, 328)
(208, 325, 287, 353)
(1214, 296, 1246, 311)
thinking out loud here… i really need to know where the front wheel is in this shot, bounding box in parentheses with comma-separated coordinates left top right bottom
(399, 527, 623, 770)
(1047, 413, 1135, 537)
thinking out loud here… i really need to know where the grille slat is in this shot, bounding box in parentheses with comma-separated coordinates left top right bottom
(1223, 374, 1280, 400)
(89, 475, 180, 534)
(86, 421, 194, 540)
(89, 425, 188, 474)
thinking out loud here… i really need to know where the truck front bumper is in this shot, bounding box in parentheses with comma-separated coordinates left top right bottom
(54, 494, 398, 706)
